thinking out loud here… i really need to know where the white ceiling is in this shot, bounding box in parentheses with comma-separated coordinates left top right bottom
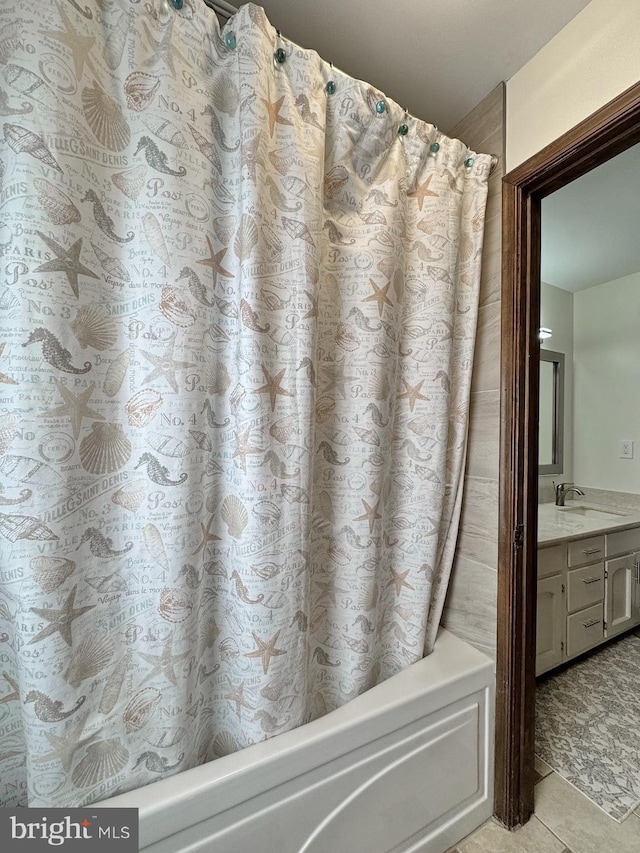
(259, 0, 591, 132)
(542, 142, 640, 292)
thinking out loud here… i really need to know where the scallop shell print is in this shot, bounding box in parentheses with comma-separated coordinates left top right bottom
(71, 304, 118, 351)
(199, 616, 219, 651)
(211, 731, 239, 758)
(71, 738, 129, 788)
(30, 556, 76, 593)
(64, 632, 115, 688)
(111, 479, 147, 512)
(82, 81, 131, 152)
(79, 422, 132, 474)
(33, 178, 80, 225)
(111, 165, 147, 200)
(211, 74, 239, 115)
(221, 495, 248, 539)
(233, 214, 258, 262)
(123, 686, 161, 733)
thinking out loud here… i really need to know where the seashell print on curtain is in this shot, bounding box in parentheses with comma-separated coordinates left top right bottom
(0, 1, 492, 808)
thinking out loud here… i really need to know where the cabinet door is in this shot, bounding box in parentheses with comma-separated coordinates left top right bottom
(536, 574, 564, 675)
(605, 553, 635, 638)
(632, 551, 640, 628)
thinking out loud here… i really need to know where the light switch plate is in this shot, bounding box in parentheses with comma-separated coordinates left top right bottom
(619, 440, 634, 459)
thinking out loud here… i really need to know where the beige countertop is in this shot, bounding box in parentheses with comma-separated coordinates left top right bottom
(538, 501, 640, 547)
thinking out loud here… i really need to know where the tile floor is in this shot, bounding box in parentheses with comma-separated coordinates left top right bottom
(535, 630, 640, 820)
(447, 758, 640, 852)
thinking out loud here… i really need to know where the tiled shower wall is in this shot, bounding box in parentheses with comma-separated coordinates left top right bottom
(441, 84, 504, 658)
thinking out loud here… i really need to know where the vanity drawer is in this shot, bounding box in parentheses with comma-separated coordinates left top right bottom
(567, 564, 604, 613)
(606, 526, 640, 558)
(567, 535, 605, 567)
(566, 603, 604, 658)
(538, 544, 566, 579)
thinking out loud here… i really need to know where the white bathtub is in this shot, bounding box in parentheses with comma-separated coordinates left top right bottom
(100, 629, 494, 853)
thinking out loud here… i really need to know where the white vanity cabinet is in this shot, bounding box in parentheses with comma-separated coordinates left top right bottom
(536, 544, 566, 675)
(604, 553, 637, 637)
(605, 527, 640, 638)
(536, 574, 565, 674)
(536, 524, 640, 676)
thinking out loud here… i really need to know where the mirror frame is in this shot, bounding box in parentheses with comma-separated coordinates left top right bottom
(538, 348, 564, 475)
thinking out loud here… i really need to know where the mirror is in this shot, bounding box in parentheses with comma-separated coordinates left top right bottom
(539, 349, 564, 474)
(538, 142, 640, 499)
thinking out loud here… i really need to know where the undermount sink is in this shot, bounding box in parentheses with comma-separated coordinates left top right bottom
(558, 505, 628, 519)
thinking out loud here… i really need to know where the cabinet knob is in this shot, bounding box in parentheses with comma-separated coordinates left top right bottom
(582, 617, 600, 628)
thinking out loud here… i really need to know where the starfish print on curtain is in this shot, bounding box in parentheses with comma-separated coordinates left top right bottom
(0, 1, 492, 810)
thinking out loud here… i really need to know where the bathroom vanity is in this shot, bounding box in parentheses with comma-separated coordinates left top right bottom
(536, 502, 640, 675)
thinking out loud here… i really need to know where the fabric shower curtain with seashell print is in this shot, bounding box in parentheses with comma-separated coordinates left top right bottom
(0, 1, 492, 808)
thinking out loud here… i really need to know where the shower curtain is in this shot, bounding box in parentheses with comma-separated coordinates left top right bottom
(0, 1, 492, 808)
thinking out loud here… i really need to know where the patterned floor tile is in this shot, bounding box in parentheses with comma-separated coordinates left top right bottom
(536, 631, 640, 820)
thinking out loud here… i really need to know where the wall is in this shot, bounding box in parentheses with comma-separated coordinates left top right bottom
(440, 84, 504, 659)
(538, 282, 574, 503)
(443, 0, 640, 659)
(506, 0, 640, 170)
(573, 271, 640, 492)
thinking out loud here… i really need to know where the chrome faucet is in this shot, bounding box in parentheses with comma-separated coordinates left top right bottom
(554, 482, 585, 507)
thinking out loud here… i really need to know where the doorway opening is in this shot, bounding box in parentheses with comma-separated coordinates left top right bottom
(495, 79, 640, 829)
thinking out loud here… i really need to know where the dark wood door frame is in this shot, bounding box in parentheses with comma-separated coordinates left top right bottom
(495, 80, 640, 829)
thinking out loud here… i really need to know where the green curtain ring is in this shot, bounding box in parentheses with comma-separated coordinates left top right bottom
(170, 0, 183, 9)
(325, 81, 336, 95)
(398, 124, 409, 136)
(274, 47, 287, 65)
(465, 157, 475, 168)
(429, 142, 440, 154)
(223, 31, 237, 50)
(375, 100, 386, 115)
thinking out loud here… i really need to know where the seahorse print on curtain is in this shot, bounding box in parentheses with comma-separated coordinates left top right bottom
(0, 1, 491, 808)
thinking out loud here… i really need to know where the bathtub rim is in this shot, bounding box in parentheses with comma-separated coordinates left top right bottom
(98, 628, 493, 846)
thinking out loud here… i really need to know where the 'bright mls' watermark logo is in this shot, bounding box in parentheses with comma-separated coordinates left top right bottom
(0, 809, 138, 850)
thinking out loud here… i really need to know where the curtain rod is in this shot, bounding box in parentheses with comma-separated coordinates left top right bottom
(198, 0, 497, 175)
(201, 0, 237, 19)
